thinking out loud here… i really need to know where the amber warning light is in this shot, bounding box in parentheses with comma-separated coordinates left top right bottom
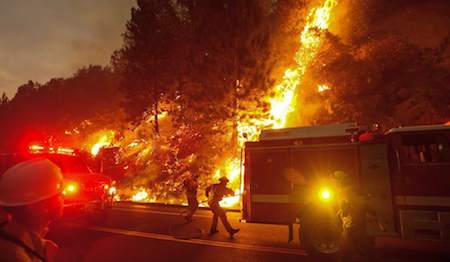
(63, 182, 79, 196)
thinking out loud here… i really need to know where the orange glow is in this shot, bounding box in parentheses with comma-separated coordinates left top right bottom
(213, 158, 241, 208)
(63, 182, 78, 196)
(131, 187, 156, 202)
(317, 84, 331, 92)
(219, 192, 241, 208)
(269, 69, 300, 129)
(92, 0, 339, 206)
(88, 130, 115, 156)
(231, 0, 339, 207)
(236, 0, 338, 147)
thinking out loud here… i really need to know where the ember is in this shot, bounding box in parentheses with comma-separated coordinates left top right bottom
(318, 84, 331, 93)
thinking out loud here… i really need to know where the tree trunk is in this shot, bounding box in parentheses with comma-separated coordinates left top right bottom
(154, 97, 159, 135)
(230, 1, 242, 153)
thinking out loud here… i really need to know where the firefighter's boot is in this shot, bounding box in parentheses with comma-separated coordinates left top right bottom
(229, 228, 240, 239)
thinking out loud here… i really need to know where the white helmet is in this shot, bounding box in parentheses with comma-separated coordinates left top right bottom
(0, 158, 64, 207)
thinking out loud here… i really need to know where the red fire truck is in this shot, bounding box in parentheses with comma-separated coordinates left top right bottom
(242, 123, 450, 257)
(0, 144, 116, 223)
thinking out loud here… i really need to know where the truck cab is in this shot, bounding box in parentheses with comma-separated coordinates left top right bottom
(0, 145, 115, 223)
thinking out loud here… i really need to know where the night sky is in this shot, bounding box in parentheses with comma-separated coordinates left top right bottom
(0, 0, 135, 97)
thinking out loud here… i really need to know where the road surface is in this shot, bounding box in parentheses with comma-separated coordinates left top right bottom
(47, 202, 450, 262)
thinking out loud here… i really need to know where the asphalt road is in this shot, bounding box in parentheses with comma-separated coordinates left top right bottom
(47, 202, 450, 262)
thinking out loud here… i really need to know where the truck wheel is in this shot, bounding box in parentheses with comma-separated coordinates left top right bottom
(300, 215, 341, 260)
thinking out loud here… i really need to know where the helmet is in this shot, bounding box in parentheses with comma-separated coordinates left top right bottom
(0, 158, 64, 207)
(219, 177, 229, 183)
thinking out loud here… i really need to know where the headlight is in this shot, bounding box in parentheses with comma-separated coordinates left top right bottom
(63, 182, 79, 196)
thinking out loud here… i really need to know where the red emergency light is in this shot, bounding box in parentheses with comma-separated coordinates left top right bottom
(57, 147, 75, 155)
(28, 144, 76, 156)
(28, 144, 45, 153)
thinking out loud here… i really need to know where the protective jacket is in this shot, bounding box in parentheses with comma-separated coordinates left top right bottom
(205, 183, 233, 203)
(0, 220, 58, 262)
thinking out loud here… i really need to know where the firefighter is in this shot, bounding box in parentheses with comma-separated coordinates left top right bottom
(183, 173, 199, 222)
(0, 158, 64, 262)
(205, 177, 239, 238)
(333, 171, 375, 262)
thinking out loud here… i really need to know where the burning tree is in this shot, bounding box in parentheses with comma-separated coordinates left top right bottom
(0, 66, 124, 151)
(107, 0, 292, 203)
(299, 18, 450, 127)
(104, 0, 343, 206)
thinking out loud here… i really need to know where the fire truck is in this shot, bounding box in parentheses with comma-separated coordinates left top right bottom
(241, 123, 450, 257)
(95, 146, 126, 182)
(0, 144, 116, 223)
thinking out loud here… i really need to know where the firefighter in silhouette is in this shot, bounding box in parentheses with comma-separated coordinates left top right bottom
(183, 172, 199, 222)
(0, 158, 64, 262)
(205, 177, 239, 238)
(333, 171, 375, 262)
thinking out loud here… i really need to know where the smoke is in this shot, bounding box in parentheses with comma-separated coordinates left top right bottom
(0, 0, 135, 98)
(290, 0, 450, 127)
(331, 0, 450, 48)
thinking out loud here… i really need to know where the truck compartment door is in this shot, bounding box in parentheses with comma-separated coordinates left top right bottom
(359, 143, 396, 236)
(244, 148, 294, 224)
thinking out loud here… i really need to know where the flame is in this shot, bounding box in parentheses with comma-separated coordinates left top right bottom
(131, 187, 151, 202)
(145, 111, 168, 123)
(90, 130, 115, 156)
(269, 69, 300, 129)
(90, 0, 339, 208)
(237, 0, 338, 147)
(213, 158, 241, 208)
(219, 190, 241, 208)
(213, 158, 240, 186)
(228, 0, 339, 208)
(318, 84, 331, 92)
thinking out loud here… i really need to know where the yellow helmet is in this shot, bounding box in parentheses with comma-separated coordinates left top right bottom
(0, 158, 64, 207)
(219, 177, 229, 183)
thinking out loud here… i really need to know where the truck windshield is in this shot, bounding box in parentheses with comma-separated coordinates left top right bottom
(45, 155, 91, 173)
